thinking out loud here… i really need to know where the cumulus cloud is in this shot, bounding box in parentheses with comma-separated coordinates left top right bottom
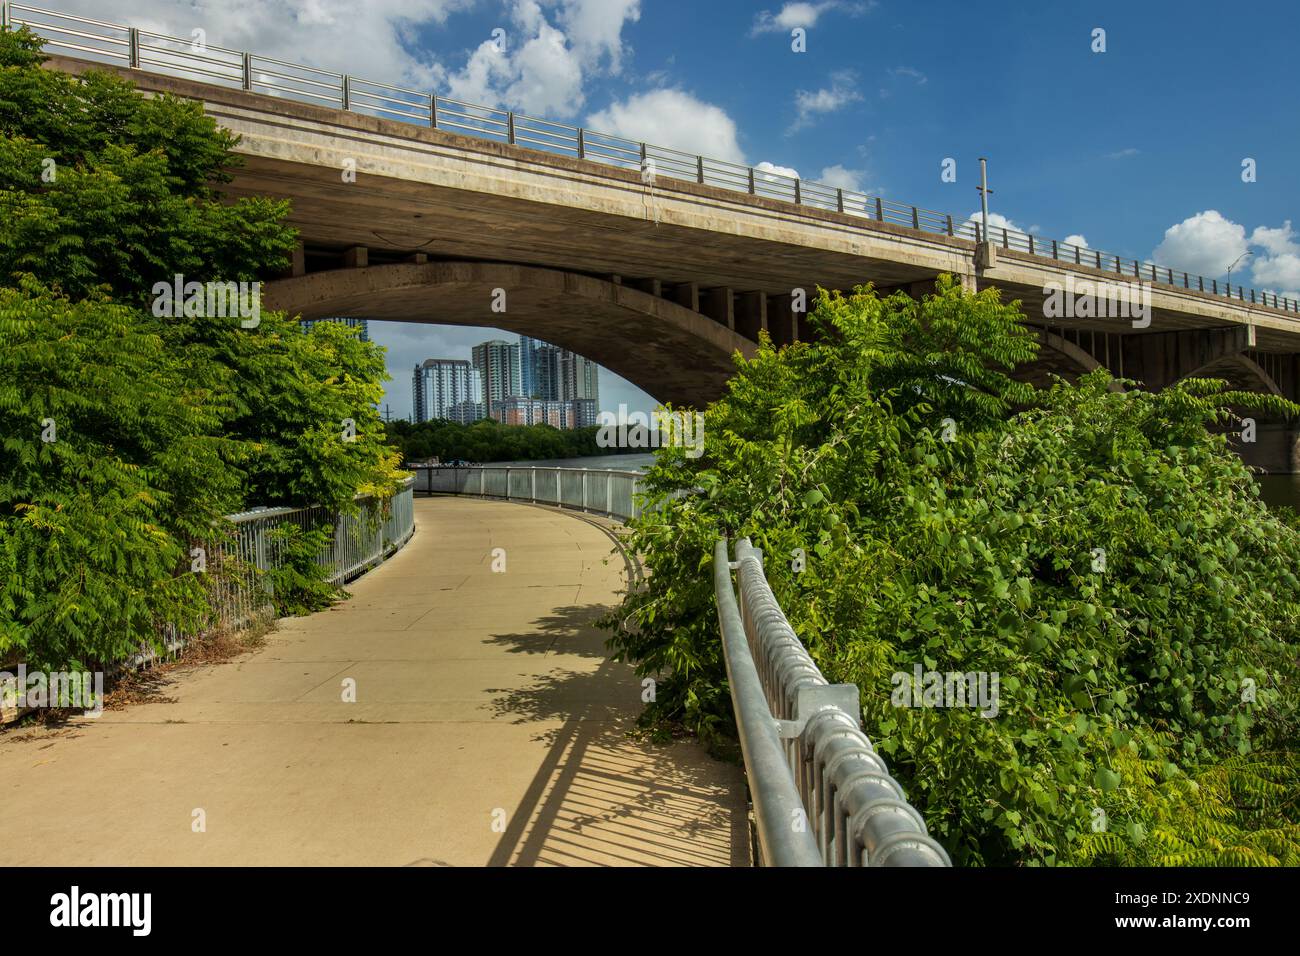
(1149, 211, 1300, 298)
(750, 1, 871, 35)
(1151, 210, 1249, 279)
(819, 164, 867, 193)
(789, 70, 862, 132)
(446, 0, 641, 119)
(755, 161, 800, 179)
(963, 210, 1024, 236)
(1248, 222, 1300, 297)
(586, 89, 745, 162)
(1064, 234, 1089, 249)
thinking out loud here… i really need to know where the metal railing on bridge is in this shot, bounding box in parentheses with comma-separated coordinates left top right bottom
(413, 464, 642, 523)
(6, 1, 1297, 317)
(715, 538, 952, 867)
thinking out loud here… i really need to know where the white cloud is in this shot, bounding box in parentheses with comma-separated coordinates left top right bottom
(1147, 212, 1300, 298)
(55, 0, 470, 89)
(819, 164, 867, 193)
(1105, 148, 1140, 160)
(755, 161, 801, 180)
(1064, 234, 1088, 249)
(445, 1, 640, 119)
(963, 210, 1024, 236)
(790, 70, 861, 132)
(888, 66, 927, 85)
(1248, 222, 1300, 298)
(586, 89, 745, 163)
(556, 0, 641, 74)
(1151, 210, 1249, 279)
(750, 1, 869, 35)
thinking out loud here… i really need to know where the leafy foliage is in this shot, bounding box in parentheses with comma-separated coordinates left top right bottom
(603, 275, 1300, 865)
(264, 523, 345, 617)
(388, 417, 630, 465)
(0, 27, 402, 668)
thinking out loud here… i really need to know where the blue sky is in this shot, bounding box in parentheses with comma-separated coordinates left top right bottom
(56, 0, 1300, 418)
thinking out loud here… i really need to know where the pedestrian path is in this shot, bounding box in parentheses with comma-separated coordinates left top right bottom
(0, 497, 748, 866)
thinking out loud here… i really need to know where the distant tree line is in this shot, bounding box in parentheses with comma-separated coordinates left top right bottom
(387, 418, 627, 464)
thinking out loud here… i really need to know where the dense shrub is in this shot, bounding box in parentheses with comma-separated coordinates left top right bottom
(604, 275, 1300, 865)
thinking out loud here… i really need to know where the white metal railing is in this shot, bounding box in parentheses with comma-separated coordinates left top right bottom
(715, 537, 951, 867)
(413, 465, 641, 522)
(6, 1, 1297, 316)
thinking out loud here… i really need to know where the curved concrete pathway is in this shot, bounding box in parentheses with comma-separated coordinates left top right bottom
(0, 497, 748, 866)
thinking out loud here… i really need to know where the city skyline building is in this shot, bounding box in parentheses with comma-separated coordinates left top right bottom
(412, 358, 482, 424)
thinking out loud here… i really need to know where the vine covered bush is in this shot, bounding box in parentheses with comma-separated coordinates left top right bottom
(603, 275, 1300, 865)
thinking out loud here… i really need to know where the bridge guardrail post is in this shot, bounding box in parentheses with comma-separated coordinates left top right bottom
(429, 92, 437, 128)
(128, 27, 139, 68)
(241, 52, 252, 90)
(531, 467, 537, 502)
(577, 127, 584, 158)
(1, 2, 9, 31)
(341, 74, 350, 110)
(606, 469, 613, 515)
(507, 112, 515, 145)
(581, 470, 588, 511)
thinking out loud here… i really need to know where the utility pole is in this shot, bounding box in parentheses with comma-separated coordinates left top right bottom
(977, 157, 993, 243)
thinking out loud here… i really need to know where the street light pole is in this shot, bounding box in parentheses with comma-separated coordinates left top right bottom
(977, 157, 993, 242)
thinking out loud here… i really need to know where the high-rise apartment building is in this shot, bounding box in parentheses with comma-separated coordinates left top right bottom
(471, 339, 522, 416)
(412, 358, 482, 423)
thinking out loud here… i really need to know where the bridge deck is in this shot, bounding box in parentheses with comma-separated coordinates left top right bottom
(0, 498, 747, 866)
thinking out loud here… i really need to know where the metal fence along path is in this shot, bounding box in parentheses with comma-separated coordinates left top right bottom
(5, 1, 1297, 316)
(414, 464, 643, 522)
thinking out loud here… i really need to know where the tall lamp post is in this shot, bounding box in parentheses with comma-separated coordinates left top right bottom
(1226, 251, 1253, 293)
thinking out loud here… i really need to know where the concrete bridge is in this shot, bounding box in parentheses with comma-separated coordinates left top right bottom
(21, 4, 1300, 467)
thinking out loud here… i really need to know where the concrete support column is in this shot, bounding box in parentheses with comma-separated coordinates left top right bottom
(702, 287, 735, 330)
(289, 242, 306, 278)
(343, 245, 368, 268)
(673, 280, 699, 312)
(736, 291, 767, 342)
(768, 294, 797, 346)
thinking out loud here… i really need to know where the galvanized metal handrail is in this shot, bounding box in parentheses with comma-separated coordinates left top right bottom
(717, 537, 951, 867)
(131, 478, 416, 668)
(413, 464, 642, 522)
(6, 0, 1297, 315)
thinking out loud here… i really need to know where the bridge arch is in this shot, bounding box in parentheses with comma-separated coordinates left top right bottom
(1177, 352, 1283, 397)
(1015, 328, 1125, 391)
(264, 262, 757, 407)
